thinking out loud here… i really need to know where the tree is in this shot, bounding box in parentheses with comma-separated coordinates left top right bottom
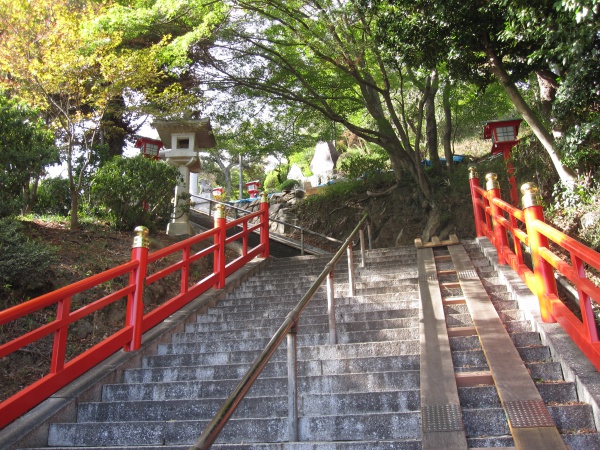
(368, 0, 591, 185)
(190, 0, 449, 238)
(0, 0, 202, 229)
(92, 155, 181, 230)
(0, 92, 57, 217)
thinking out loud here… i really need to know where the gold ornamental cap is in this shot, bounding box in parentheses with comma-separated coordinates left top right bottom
(485, 173, 500, 190)
(215, 203, 226, 219)
(261, 191, 268, 203)
(468, 166, 479, 179)
(521, 182, 541, 208)
(132, 226, 150, 249)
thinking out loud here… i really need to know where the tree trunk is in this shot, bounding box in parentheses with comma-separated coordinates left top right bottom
(70, 185, 79, 230)
(536, 70, 559, 119)
(102, 95, 128, 159)
(425, 71, 441, 173)
(483, 42, 576, 185)
(442, 82, 453, 173)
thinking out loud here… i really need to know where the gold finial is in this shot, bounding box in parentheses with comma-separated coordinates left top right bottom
(260, 191, 268, 203)
(215, 204, 226, 219)
(468, 166, 479, 179)
(485, 173, 500, 190)
(132, 226, 150, 249)
(521, 182, 541, 208)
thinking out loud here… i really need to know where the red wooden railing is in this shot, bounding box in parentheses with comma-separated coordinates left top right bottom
(469, 167, 600, 370)
(0, 196, 270, 429)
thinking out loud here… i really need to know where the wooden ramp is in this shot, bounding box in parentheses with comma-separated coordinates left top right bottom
(417, 235, 567, 450)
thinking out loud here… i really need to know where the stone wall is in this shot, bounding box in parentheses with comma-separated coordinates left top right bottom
(230, 190, 305, 234)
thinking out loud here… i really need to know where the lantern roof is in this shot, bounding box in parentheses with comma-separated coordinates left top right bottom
(134, 136, 163, 149)
(152, 118, 217, 149)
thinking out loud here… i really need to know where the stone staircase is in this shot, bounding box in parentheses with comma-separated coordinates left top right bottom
(11, 243, 600, 449)
(460, 240, 600, 449)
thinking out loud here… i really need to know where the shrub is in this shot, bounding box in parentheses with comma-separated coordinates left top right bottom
(35, 177, 71, 216)
(338, 149, 391, 180)
(0, 218, 57, 306)
(278, 179, 299, 192)
(91, 156, 181, 231)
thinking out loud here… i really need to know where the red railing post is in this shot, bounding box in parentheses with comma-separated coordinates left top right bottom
(181, 244, 190, 295)
(521, 182, 557, 323)
(51, 295, 72, 372)
(260, 192, 270, 258)
(125, 226, 149, 352)
(572, 252, 599, 342)
(214, 204, 227, 288)
(486, 173, 509, 265)
(468, 166, 484, 237)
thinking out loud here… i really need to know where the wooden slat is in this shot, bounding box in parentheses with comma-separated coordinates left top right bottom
(447, 326, 477, 337)
(415, 235, 462, 249)
(448, 245, 567, 450)
(455, 371, 494, 387)
(418, 248, 468, 450)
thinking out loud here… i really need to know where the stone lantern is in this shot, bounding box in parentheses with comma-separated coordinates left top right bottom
(153, 118, 217, 236)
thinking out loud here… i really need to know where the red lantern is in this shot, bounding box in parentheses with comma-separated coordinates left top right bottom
(134, 137, 164, 160)
(483, 119, 523, 206)
(245, 180, 261, 199)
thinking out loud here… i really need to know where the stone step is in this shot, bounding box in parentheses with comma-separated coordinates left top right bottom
(185, 316, 418, 336)
(27, 440, 424, 450)
(246, 269, 418, 284)
(162, 328, 418, 354)
(48, 412, 421, 447)
(448, 331, 541, 352)
(446, 313, 474, 328)
(77, 396, 288, 422)
(462, 408, 509, 436)
(206, 300, 419, 316)
(137, 340, 419, 370)
(219, 291, 419, 306)
(225, 284, 418, 299)
(459, 381, 579, 409)
(102, 370, 420, 402)
(131, 354, 420, 381)
(79, 388, 422, 424)
(196, 307, 419, 325)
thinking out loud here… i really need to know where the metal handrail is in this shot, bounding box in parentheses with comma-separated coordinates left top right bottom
(190, 212, 369, 449)
(190, 193, 345, 252)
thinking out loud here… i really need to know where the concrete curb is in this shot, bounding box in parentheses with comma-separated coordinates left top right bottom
(475, 236, 600, 431)
(0, 258, 269, 450)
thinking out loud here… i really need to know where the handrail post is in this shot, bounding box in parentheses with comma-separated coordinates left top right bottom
(214, 205, 227, 289)
(359, 227, 366, 268)
(125, 226, 149, 352)
(260, 192, 270, 258)
(486, 173, 509, 265)
(51, 295, 72, 372)
(468, 167, 485, 237)
(572, 252, 599, 342)
(300, 229, 304, 256)
(522, 182, 557, 323)
(347, 243, 355, 297)
(287, 322, 299, 441)
(327, 270, 337, 345)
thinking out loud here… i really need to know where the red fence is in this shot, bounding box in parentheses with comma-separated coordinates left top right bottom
(0, 199, 269, 429)
(469, 168, 600, 370)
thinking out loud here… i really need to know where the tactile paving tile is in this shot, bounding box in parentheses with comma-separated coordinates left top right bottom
(422, 403, 464, 432)
(504, 400, 556, 428)
(457, 270, 479, 280)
